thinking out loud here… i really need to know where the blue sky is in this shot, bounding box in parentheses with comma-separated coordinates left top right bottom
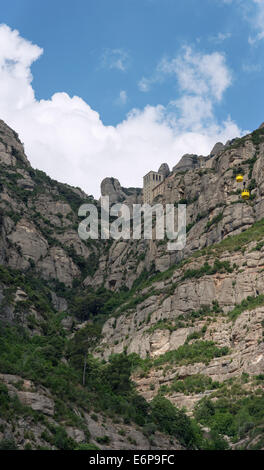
(0, 0, 264, 196)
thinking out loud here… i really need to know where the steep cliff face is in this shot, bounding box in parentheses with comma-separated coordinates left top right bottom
(91, 125, 264, 450)
(1, 119, 264, 450)
(98, 238, 264, 359)
(86, 126, 264, 291)
(0, 120, 186, 450)
(0, 121, 100, 289)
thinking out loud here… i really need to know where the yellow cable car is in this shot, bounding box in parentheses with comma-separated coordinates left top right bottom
(236, 174, 244, 183)
(241, 190, 250, 200)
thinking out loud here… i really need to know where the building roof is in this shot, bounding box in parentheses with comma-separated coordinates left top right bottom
(143, 170, 163, 178)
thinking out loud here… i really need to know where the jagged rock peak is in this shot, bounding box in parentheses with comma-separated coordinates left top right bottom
(158, 163, 170, 177)
(100, 177, 142, 207)
(0, 119, 30, 167)
(172, 154, 200, 173)
(259, 122, 264, 129)
(210, 142, 224, 157)
(100, 177, 126, 204)
(0, 119, 30, 166)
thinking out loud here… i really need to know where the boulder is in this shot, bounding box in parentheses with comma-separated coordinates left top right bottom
(16, 391, 55, 416)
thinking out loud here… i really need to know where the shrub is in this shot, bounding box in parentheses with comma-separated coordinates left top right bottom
(170, 374, 219, 394)
(147, 341, 229, 369)
(182, 259, 233, 281)
(0, 439, 18, 450)
(76, 443, 99, 450)
(96, 435, 110, 444)
(228, 295, 264, 321)
(205, 212, 223, 231)
(194, 391, 264, 441)
(150, 395, 202, 449)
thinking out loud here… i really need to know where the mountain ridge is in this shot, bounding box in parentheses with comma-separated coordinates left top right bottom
(1, 119, 264, 450)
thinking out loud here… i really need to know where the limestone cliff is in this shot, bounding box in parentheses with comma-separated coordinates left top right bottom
(1, 119, 264, 450)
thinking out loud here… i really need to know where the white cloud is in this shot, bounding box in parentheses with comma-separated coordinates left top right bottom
(242, 62, 262, 72)
(101, 48, 129, 71)
(0, 25, 244, 198)
(138, 77, 152, 92)
(251, 0, 264, 42)
(209, 32, 232, 43)
(139, 46, 232, 101)
(0, 24, 43, 110)
(217, 0, 264, 44)
(248, 0, 264, 44)
(171, 96, 214, 131)
(116, 90, 127, 105)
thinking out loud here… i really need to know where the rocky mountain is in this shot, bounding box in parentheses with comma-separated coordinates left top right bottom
(1, 118, 264, 450)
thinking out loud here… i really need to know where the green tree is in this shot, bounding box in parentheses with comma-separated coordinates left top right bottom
(150, 395, 200, 449)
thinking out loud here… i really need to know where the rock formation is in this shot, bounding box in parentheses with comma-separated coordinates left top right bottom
(100, 176, 142, 210)
(158, 163, 170, 177)
(1, 119, 264, 450)
(100, 177, 127, 204)
(172, 153, 205, 173)
(210, 142, 225, 156)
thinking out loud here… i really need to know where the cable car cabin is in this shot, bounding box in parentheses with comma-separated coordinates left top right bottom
(236, 174, 244, 183)
(241, 190, 250, 200)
